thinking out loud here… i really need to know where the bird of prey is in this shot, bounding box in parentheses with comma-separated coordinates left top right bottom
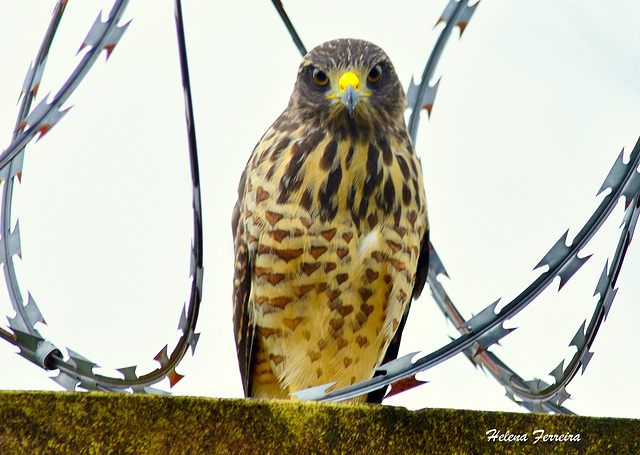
(232, 38, 429, 403)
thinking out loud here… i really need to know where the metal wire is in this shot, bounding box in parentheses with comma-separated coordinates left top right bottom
(270, 0, 640, 411)
(1, 0, 203, 394)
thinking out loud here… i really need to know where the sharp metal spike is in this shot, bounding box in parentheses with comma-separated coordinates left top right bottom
(189, 243, 197, 277)
(31, 61, 46, 97)
(406, 77, 440, 116)
(52, 371, 80, 392)
(558, 254, 591, 290)
(621, 173, 640, 205)
(374, 351, 420, 376)
(474, 324, 515, 352)
(579, 350, 594, 375)
(601, 287, 617, 321)
(436, 0, 459, 27)
(0, 165, 9, 183)
(593, 261, 610, 297)
(597, 149, 627, 196)
(428, 242, 449, 277)
(436, 0, 479, 36)
(78, 13, 106, 54)
(524, 378, 549, 393)
(290, 382, 338, 401)
(16, 94, 71, 140)
(505, 388, 518, 403)
(7, 313, 31, 334)
(117, 365, 138, 381)
(188, 332, 200, 355)
(549, 360, 565, 384)
(0, 242, 6, 267)
(461, 299, 500, 332)
(67, 348, 97, 374)
(3, 220, 23, 261)
(35, 106, 72, 140)
(193, 183, 202, 218)
(405, 77, 418, 106)
(24, 293, 45, 326)
(569, 321, 587, 350)
(177, 304, 188, 332)
(534, 230, 570, 271)
(79, 12, 131, 60)
(77, 377, 100, 392)
(168, 369, 184, 388)
(462, 343, 481, 368)
(66, 348, 90, 363)
(455, 1, 480, 36)
(449, 336, 479, 367)
(16, 93, 51, 131)
(8, 149, 24, 180)
(154, 345, 169, 367)
(27, 60, 46, 98)
(555, 387, 571, 406)
(101, 21, 131, 60)
(621, 195, 640, 237)
(18, 60, 46, 103)
(194, 265, 204, 294)
(19, 62, 36, 102)
(383, 375, 428, 399)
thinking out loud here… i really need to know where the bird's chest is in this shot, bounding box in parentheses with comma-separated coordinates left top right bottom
(240, 133, 426, 395)
(245, 209, 418, 396)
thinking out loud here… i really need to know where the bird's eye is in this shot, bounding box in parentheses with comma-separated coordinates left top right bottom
(313, 68, 329, 86)
(367, 64, 382, 83)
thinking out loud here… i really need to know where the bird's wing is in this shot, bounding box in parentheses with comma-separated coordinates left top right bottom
(366, 227, 430, 403)
(410, 227, 430, 301)
(232, 168, 256, 397)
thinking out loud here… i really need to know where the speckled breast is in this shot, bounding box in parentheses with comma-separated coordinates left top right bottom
(240, 124, 428, 400)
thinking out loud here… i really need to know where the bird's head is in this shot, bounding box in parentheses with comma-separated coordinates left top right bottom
(288, 39, 406, 133)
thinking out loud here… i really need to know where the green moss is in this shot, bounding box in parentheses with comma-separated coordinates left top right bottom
(0, 391, 638, 454)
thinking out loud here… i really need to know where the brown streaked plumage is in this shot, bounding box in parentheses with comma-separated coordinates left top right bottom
(232, 38, 429, 403)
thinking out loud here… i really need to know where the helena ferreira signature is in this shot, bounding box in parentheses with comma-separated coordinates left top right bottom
(486, 429, 581, 444)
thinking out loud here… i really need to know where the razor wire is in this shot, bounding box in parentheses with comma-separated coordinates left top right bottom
(3, 0, 639, 413)
(0, 0, 203, 394)
(274, 0, 640, 412)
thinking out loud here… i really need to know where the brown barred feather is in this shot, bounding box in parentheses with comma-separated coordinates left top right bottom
(232, 38, 429, 403)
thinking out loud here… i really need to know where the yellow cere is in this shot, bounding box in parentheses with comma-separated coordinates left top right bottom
(338, 72, 360, 92)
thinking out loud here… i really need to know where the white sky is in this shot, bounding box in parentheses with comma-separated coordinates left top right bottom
(1, 0, 639, 419)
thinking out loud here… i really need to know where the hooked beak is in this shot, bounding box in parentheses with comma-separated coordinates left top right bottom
(340, 85, 360, 118)
(338, 71, 361, 118)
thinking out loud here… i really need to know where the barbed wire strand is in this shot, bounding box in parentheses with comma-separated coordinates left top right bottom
(1, 0, 203, 394)
(270, 0, 640, 412)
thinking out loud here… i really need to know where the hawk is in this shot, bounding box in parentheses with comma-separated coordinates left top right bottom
(232, 38, 429, 403)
